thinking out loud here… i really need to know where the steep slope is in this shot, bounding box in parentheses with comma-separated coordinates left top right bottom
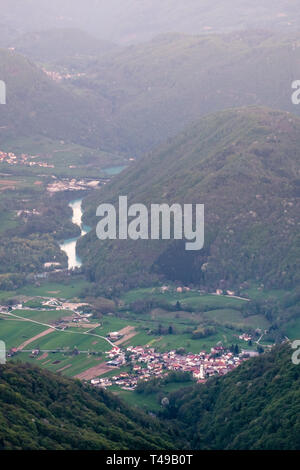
(0, 48, 121, 152)
(0, 362, 174, 450)
(73, 30, 300, 155)
(79, 106, 300, 292)
(163, 344, 300, 450)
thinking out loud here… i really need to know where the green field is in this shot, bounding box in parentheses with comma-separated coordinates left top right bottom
(26, 327, 109, 353)
(16, 351, 105, 377)
(11, 309, 72, 324)
(18, 280, 90, 299)
(240, 286, 289, 302)
(116, 379, 194, 413)
(0, 319, 46, 349)
(0, 283, 276, 380)
(0, 210, 18, 234)
(121, 287, 247, 311)
(203, 309, 270, 330)
(282, 318, 300, 340)
(0, 136, 125, 178)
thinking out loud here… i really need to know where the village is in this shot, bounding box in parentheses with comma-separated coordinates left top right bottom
(90, 341, 259, 391)
(0, 149, 54, 168)
(47, 177, 102, 193)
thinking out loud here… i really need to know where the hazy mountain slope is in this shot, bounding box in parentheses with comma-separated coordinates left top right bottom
(79, 106, 300, 291)
(0, 23, 19, 48)
(13, 28, 118, 64)
(73, 31, 300, 155)
(0, 48, 121, 151)
(163, 344, 300, 450)
(0, 362, 174, 450)
(1, 0, 300, 43)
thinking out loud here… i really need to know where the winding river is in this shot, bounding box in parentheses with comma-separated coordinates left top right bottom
(60, 198, 91, 270)
(59, 166, 126, 270)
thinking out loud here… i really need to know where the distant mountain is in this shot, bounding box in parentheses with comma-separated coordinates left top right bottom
(79, 106, 300, 291)
(0, 23, 19, 48)
(1, 0, 300, 43)
(0, 361, 174, 450)
(3, 30, 300, 159)
(13, 28, 118, 64)
(0, 48, 122, 152)
(163, 344, 300, 450)
(71, 30, 300, 155)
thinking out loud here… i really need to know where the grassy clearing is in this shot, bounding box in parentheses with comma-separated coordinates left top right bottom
(282, 318, 300, 340)
(203, 309, 269, 329)
(0, 319, 46, 349)
(12, 309, 72, 324)
(18, 280, 90, 299)
(241, 286, 289, 302)
(27, 328, 109, 353)
(115, 379, 194, 412)
(0, 136, 124, 178)
(121, 287, 247, 310)
(0, 210, 18, 234)
(16, 351, 104, 377)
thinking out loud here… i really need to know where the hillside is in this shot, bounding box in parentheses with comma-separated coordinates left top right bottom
(1, 346, 300, 450)
(13, 28, 118, 65)
(79, 106, 300, 292)
(0, 48, 122, 153)
(163, 344, 300, 450)
(4, 30, 300, 157)
(68, 30, 300, 155)
(0, 361, 174, 450)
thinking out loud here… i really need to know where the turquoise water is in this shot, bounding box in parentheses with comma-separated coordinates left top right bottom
(60, 198, 91, 270)
(103, 165, 127, 176)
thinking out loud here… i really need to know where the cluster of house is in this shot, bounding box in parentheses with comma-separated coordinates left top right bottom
(90, 344, 258, 390)
(160, 285, 191, 293)
(43, 68, 86, 82)
(239, 333, 253, 342)
(0, 150, 54, 168)
(160, 285, 238, 297)
(47, 178, 101, 193)
(17, 209, 41, 218)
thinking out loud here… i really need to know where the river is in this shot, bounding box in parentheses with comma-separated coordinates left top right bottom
(59, 198, 91, 270)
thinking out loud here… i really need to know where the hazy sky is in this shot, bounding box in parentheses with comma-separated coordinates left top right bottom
(1, 0, 299, 43)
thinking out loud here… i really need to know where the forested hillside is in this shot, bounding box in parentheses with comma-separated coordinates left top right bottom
(79, 106, 300, 292)
(0, 362, 174, 450)
(163, 344, 300, 450)
(67, 30, 300, 154)
(13, 28, 118, 64)
(0, 48, 121, 152)
(1, 346, 299, 450)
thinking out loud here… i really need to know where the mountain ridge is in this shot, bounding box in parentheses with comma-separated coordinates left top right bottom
(79, 106, 300, 292)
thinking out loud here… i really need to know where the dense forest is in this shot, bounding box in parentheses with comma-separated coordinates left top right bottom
(162, 344, 300, 450)
(79, 106, 300, 293)
(0, 345, 299, 449)
(0, 362, 175, 450)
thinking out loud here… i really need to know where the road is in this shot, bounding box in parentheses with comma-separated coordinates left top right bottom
(1, 311, 115, 348)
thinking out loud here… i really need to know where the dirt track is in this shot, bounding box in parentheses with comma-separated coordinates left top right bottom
(16, 328, 54, 351)
(115, 326, 137, 345)
(75, 362, 114, 381)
